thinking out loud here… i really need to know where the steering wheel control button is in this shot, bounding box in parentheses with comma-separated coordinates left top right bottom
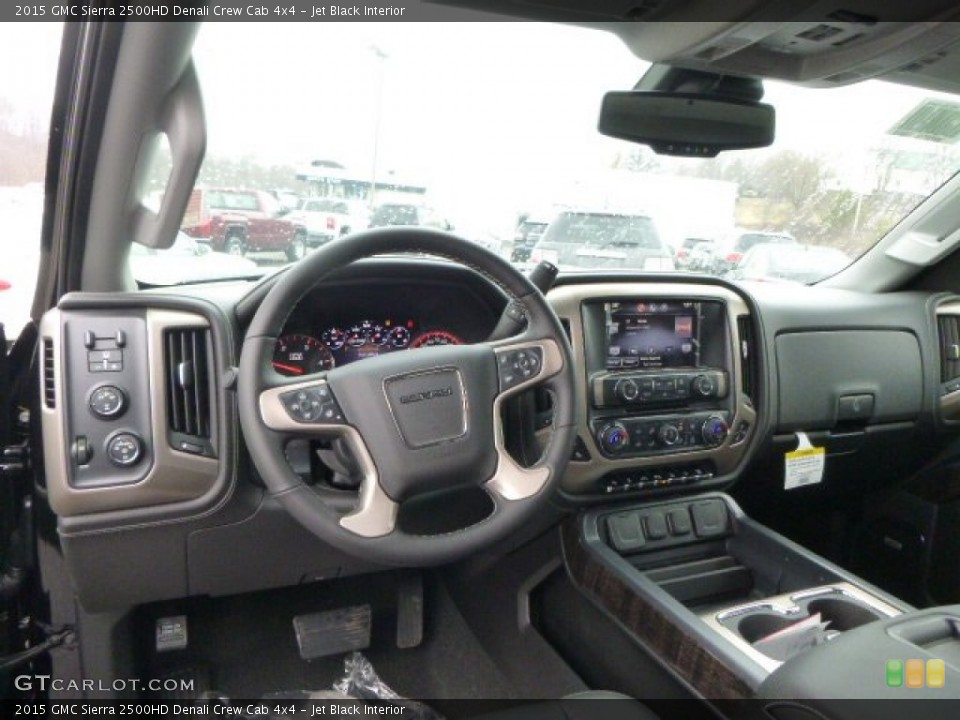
(105, 432, 144, 467)
(89, 385, 127, 419)
(280, 383, 345, 424)
(498, 347, 544, 391)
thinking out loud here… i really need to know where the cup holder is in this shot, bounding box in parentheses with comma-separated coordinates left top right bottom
(804, 597, 882, 631)
(737, 613, 802, 643)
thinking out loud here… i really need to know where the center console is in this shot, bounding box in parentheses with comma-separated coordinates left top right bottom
(562, 493, 919, 700)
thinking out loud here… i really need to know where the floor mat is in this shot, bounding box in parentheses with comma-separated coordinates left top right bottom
(137, 571, 518, 700)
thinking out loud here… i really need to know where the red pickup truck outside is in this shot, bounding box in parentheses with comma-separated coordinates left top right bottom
(181, 188, 307, 261)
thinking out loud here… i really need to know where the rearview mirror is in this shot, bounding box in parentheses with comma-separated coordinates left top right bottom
(598, 92, 775, 157)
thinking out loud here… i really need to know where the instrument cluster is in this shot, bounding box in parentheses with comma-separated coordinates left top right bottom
(272, 318, 464, 376)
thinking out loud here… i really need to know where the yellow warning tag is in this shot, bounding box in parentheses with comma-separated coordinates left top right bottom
(784, 432, 825, 490)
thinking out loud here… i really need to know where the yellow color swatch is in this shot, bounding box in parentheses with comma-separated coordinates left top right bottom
(927, 659, 945, 688)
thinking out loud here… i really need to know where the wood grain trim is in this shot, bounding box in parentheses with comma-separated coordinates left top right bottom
(561, 518, 753, 702)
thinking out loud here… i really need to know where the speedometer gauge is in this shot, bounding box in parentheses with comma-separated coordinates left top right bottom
(273, 334, 335, 376)
(411, 330, 463, 348)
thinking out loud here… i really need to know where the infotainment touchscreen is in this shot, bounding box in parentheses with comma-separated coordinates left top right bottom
(604, 301, 701, 369)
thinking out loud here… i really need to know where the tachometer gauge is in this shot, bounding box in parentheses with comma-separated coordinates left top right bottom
(411, 330, 464, 348)
(321, 327, 345, 350)
(273, 334, 335, 375)
(389, 325, 411, 348)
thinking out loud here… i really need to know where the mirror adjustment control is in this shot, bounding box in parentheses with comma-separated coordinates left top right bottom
(105, 432, 144, 467)
(89, 384, 127, 419)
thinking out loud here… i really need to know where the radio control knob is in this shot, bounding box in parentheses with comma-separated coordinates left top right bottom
(657, 423, 681, 446)
(701, 415, 729, 447)
(692, 374, 716, 398)
(615, 378, 640, 402)
(598, 423, 630, 454)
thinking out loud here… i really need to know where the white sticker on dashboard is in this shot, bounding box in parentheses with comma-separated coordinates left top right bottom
(784, 432, 825, 490)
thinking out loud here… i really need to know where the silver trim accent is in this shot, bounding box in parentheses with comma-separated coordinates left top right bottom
(257, 378, 398, 538)
(700, 582, 902, 674)
(486, 338, 564, 501)
(546, 283, 755, 494)
(936, 299, 960, 421)
(41, 309, 220, 517)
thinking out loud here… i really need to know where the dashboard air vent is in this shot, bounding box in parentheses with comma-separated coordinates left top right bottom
(938, 315, 960, 382)
(164, 327, 214, 450)
(737, 315, 757, 403)
(42, 338, 56, 408)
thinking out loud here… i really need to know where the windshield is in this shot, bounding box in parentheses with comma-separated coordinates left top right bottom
(130, 22, 960, 286)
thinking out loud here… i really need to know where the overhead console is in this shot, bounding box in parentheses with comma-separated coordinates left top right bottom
(548, 283, 757, 500)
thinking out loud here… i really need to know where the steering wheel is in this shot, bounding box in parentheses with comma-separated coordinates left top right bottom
(237, 227, 577, 566)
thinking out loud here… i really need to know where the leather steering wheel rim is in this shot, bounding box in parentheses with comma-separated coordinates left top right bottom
(237, 226, 577, 566)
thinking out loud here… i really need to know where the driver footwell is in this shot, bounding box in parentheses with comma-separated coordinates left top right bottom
(133, 571, 518, 700)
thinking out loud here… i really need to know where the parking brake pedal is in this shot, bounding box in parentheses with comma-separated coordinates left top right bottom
(396, 572, 424, 649)
(293, 605, 371, 661)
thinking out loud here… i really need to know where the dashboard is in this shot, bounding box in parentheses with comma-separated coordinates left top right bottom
(35, 259, 955, 610)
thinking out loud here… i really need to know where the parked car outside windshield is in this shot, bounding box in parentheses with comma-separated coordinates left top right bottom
(531, 211, 674, 271)
(730, 243, 852, 284)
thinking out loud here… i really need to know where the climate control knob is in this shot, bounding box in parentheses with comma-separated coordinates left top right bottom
(701, 415, 729, 447)
(657, 423, 681, 446)
(614, 378, 640, 402)
(692, 374, 716, 398)
(598, 423, 630, 454)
